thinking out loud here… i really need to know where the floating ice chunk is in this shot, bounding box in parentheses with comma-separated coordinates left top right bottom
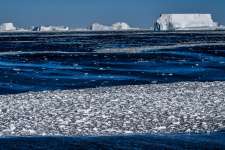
(10, 124, 16, 131)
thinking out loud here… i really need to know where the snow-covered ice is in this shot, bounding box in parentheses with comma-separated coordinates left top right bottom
(0, 81, 225, 136)
(89, 23, 111, 30)
(0, 23, 26, 31)
(154, 14, 217, 31)
(111, 22, 131, 30)
(0, 23, 16, 31)
(33, 26, 69, 31)
(89, 22, 138, 30)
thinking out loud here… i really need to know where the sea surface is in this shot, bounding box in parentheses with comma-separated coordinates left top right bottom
(0, 30, 225, 149)
(1, 30, 225, 95)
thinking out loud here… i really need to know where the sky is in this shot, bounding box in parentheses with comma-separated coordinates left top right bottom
(0, 0, 225, 29)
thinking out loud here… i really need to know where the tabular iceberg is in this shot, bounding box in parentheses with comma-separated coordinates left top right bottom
(0, 23, 16, 31)
(89, 22, 137, 30)
(33, 25, 69, 31)
(154, 14, 218, 31)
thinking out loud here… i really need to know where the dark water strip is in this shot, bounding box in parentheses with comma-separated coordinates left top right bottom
(0, 131, 225, 149)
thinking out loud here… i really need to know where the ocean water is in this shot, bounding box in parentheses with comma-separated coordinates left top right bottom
(0, 30, 225, 149)
(0, 132, 225, 149)
(1, 31, 225, 95)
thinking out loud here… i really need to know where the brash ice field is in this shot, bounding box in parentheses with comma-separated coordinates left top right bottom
(0, 30, 225, 149)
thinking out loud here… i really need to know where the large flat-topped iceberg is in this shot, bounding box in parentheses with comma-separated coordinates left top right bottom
(89, 22, 138, 30)
(154, 14, 217, 31)
(33, 26, 69, 31)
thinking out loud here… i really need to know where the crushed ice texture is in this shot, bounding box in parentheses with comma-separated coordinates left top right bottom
(0, 81, 225, 136)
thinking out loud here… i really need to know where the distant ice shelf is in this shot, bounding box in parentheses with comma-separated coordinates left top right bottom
(154, 14, 219, 31)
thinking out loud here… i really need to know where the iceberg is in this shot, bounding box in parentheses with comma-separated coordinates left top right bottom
(28, 26, 35, 31)
(215, 25, 225, 30)
(154, 14, 218, 31)
(0, 23, 16, 31)
(89, 22, 138, 30)
(89, 23, 111, 30)
(33, 25, 69, 31)
(111, 22, 131, 30)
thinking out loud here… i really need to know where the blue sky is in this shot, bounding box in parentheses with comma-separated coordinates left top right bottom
(0, 0, 224, 29)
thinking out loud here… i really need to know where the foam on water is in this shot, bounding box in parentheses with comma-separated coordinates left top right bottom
(0, 81, 224, 136)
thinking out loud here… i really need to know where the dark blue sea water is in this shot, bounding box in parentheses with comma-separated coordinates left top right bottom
(1, 131, 225, 149)
(1, 30, 225, 149)
(0, 31, 225, 95)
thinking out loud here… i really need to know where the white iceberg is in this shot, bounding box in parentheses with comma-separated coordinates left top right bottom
(154, 14, 218, 31)
(111, 22, 131, 30)
(33, 25, 69, 31)
(215, 25, 225, 30)
(0, 23, 16, 31)
(89, 23, 111, 30)
(89, 22, 138, 30)
(28, 26, 35, 31)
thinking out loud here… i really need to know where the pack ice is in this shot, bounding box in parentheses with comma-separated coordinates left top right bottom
(154, 14, 218, 31)
(0, 82, 225, 136)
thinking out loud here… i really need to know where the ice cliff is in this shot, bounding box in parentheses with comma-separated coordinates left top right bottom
(33, 25, 69, 31)
(154, 14, 218, 31)
(0, 23, 16, 31)
(89, 22, 137, 30)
